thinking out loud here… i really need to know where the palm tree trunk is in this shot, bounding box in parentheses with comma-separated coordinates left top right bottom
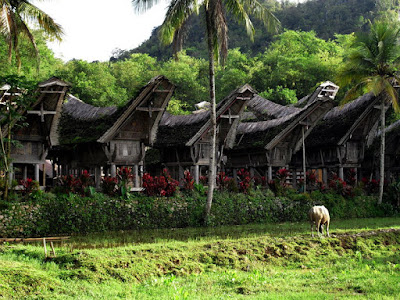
(204, 7, 217, 222)
(4, 98, 12, 201)
(378, 98, 385, 204)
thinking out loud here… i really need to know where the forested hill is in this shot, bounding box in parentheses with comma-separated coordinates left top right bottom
(113, 0, 395, 61)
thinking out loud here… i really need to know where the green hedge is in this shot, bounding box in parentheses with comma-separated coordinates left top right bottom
(0, 189, 397, 237)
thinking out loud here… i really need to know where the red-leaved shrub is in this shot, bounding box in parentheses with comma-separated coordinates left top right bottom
(142, 168, 179, 197)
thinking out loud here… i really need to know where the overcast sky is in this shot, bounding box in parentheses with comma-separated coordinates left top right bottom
(32, 0, 167, 62)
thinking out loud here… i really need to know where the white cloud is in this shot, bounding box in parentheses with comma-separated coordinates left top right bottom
(32, 0, 167, 62)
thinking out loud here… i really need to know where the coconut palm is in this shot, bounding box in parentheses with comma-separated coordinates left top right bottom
(338, 20, 400, 204)
(133, 0, 279, 221)
(0, 0, 63, 71)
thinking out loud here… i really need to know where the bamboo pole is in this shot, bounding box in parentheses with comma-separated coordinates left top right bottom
(50, 242, 56, 257)
(43, 238, 47, 257)
(302, 126, 306, 193)
(0, 236, 70, 243)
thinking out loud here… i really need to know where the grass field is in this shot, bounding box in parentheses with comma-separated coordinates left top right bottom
(1, 217, 400, 299)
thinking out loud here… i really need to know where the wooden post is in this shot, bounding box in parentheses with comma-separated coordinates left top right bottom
(339, 167, 344, 180)
(249, 167, 255, 178)
(291, 169, 297, 188)
(111, 163, 116, 178)
(194, 165, 200, 184)
(233, 168, 238, 186)
(354, 167, 358, 184)
(43, 238, 47, 258)
(42, 163, 46, 187)
(134, 164, 139, 188)
(34, 164, 40, 182)
(179, 165, 184, 183)
(268, 166, 273, 181)
(50, 242, 56, 257)
(322, 168, 328, 185)
(95, 166, 101, 190)
(302, 126, 306, 193)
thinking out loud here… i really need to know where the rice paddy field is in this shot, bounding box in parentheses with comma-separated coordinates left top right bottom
(1, 217, 400, 299)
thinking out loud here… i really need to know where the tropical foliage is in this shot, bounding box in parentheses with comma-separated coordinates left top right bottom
(338, 20, 400, 204)
(0, 0, 63, 71)
(124, 0, 400, 60)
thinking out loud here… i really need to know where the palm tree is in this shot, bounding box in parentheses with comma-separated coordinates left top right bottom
(0, 0, 63, 72)
(338, 20, 400, 204)
(132, 0, 279, 221)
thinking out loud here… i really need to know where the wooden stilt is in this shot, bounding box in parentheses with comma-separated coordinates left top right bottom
(50, 242, 56, 257)
(43, 238, 47, 257)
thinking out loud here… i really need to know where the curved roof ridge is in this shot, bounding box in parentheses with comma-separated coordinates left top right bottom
(324, 93, 374, 120)
(247, 95, 301, 119)
(63, 94, 118, 120)
(237, 112, 299, 134)
(160, 111, 210, 127)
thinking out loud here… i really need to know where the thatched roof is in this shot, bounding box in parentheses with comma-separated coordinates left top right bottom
(63, 95, 117, 120)
(38, 76, 71, 88)
(98, 75, 174, 144)
(232, 82, 339, 151)
(306, 92, 377, 147)
(234, 115, 295, 150)
(156, 111, 209, 146)
(58, 95, 122, 145)
(246, 95, 301, 120)
(58, 75, 174, 145)
(155, 84, 255, 147)
(160, 110, 210, 127)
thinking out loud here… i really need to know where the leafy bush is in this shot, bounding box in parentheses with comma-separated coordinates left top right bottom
(216, 172, 231, 190)
(0, 188, 397, 237)
(142, 169, 179, 197)
(101, 176, 118, 195)
(182, 170, 194, 191)
(18, 178, 40, 197)
(328, 173, 353, 197)
(237, 169, 251, 194)
(53, 171, 94, 196)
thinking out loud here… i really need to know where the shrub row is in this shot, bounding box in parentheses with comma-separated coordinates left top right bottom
(0, 188, 397, 237)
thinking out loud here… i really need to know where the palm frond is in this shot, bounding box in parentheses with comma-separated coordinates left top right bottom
(19, 2, 63, 40)
(211, 0, 227, 64)
(392, 74, 400, 112)
(19, 18, 40, 72)
(242, 0, 280, 34)
(224, 0, 254, 39)
(341, 79, 369, 104)
(159, 0, 198, 46)
(380, 78, 399, 112)
(132, 0, 163, 13)
(0, 4, 11, 35)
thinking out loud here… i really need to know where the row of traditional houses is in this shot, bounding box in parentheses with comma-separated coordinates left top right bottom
(1, 76, 399, 190)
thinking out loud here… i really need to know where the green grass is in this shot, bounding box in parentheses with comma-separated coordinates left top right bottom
(65, 216, 400, 249)
(1, 217, 400, 299)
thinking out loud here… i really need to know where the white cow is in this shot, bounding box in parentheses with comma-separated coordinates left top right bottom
(309, 205, 330, 237)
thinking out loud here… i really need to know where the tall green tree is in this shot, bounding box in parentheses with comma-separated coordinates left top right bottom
(55, 60, 129, 107)
(251, 30, 343, 102)
(338, 20, 400, 204)
(132, 0, 279, 221)
(0, 30, 63, 80)
(0, 0, 63, 72)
